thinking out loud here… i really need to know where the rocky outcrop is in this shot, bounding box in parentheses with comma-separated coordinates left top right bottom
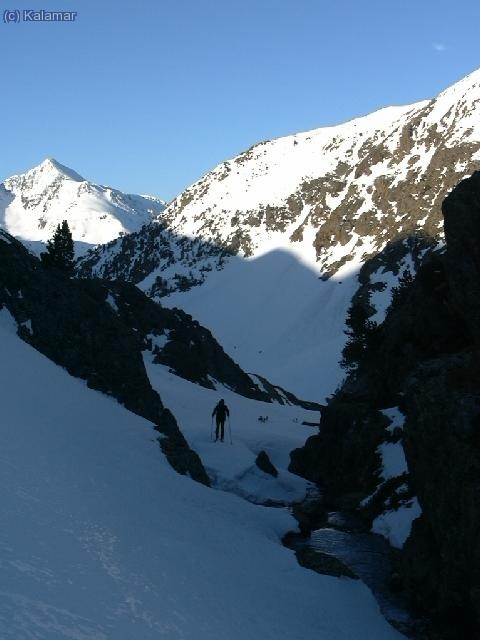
(0, 231, 222, 485)
(249, 373, 323, 411)
(295, 547, 358, 580)
(255, 451, 278, 477)
(289, 173, 480, 634)
(290, 395, 386, 508)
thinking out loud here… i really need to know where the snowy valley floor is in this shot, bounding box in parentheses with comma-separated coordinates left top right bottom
(0, 309, 405, 639)
(159, 247, 360, 402)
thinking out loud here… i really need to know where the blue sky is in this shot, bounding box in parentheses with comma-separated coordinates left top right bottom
(1, 0, 479, 201)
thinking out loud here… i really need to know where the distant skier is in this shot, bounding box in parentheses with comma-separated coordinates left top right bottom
(212, 399, 230, 442)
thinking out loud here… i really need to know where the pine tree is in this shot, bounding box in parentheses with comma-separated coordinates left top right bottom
(390, 267, 414, 310)
(41, 220, 75, 274)
(341, 302, 380, 371)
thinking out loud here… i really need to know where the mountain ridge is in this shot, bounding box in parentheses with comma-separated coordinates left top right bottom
(78, 67, 480, 286)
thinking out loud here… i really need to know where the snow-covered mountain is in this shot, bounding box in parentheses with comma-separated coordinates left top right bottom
(0, 158, 165, 255)
(77, 68, 480, 400)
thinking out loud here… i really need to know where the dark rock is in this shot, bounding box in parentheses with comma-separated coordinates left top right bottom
(290, 498, 328, 535)
(255, 450, 278, 477)
(290, 397, 386, 507)
(249, 373, 323, 411)
(401, 352, 480, 626)
(104, 280, 270, 401)
(295, 547, 358, 579)
(443, 170, 480, 344)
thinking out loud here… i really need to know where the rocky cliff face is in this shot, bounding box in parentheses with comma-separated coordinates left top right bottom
(290, 172, 480, 636)
(400, 172, 480, 633)
(401, 351, 480, 632)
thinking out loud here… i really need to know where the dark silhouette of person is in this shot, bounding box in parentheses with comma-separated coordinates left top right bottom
(212, 399, 230, 442)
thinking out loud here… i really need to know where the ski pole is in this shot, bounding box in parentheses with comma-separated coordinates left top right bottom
(211, 415, 214, 441)
(228, 416, 233, 445)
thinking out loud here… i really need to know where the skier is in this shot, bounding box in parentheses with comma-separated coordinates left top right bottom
(212, 399, 230, 442)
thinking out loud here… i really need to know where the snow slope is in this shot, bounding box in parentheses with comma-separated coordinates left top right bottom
(0, 159, 165, 256)
(162, 249, 360, 400)
(0, 308, 405, 639)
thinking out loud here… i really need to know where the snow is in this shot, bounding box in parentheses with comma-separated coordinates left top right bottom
(0, 308, 405, 639)
(377, 407, 408, 481)
(379, 442, 408, 481)
(372, 499, 422, 550)
(0, 306, 18, 333)
(366, 407, 421, 549)
(369, 268, 398, 325)
(143, 357, 315, 505)
(380, 407, 405, 433)
(146, 332, 170, 351)
(163, 248, 358, 401)
(369, 257, 415, 325)
(105, 293, 118, 314)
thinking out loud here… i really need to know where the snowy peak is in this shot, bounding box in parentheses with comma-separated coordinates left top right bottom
(28, 157, 85, 182)
(1, 159, 165, 256)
